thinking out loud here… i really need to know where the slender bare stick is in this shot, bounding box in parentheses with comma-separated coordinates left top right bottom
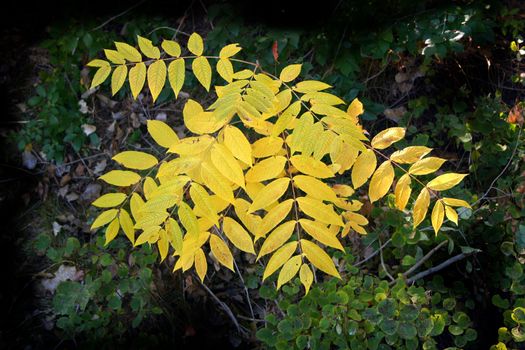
(403, 240, 448, 277)
(379, 239, 395, 282)
(353, 238, 392, 267)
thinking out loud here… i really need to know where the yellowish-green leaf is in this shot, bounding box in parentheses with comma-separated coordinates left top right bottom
(245, 156, 286, 183)
(134, 211, 169, 230)
(147, 120, 179, 148)
(395, 173, 412, 211)
(91, 64, 111, 89)
(300, 264, 313, 294)
(219, 43, 242, 58)
(297, 197, 344, 227)
(300, 239, 340, 278)
(217, 58, 234, 83)
(431, 200, 445, 234)
(104, 49, 125, 64)
(187, 32, 204, 56)
(252, 136, 284, 158)
(299, 219, 344, 251)
(105, 217, 120, 245)
(211, 143, 245, 188)
(223, 125, 253, 166)
(272, 101, 301, 137)
(290, 155, 335, 179)
(168, 58, 185, 98)
(194, 248, 207, 282)
(442, 197, 471, 208)
(390, 146, 432, 164)
(445, 205, 459, 225)
(409, 157, 447, 175)
(413, 187, 430, 228)
(190, 183, 219, 226)
(249, 178, 290, 213)
(201, 161, 235, 203)
(137, 35, 160, 59)
(222, 216, 255, 254)
(178, 202, 199, 235)
(427, 173, 468, 191)
(87, 59, 109, 67)
(114, 42, 142, 62)
(371, 127, 405, 149)
(293, 80, 331, 93)
(256, 199, 294, 238)
(119, 209, 135, 244)
(111, 65, 127, 96)
(347, 98, 364, 121)
(279, 64, 302, 82)
(161, 39, 181, 57)
(257, 221, 295, 260)
(99, 170, 140, 187)
(129, 62, 146, 99)
(277, 255, 302, 289)
(351, 149, 377, 189)
(92, 193, 126, 208)
(368, 160, 394, 203)
(112, 151, 158, 170)
(210, 234, 234, 271)
(91, 209, 119, 230)
(167, 218, 183, 252)
(262, 241, 298, 280)
(147, 60, 167, 102)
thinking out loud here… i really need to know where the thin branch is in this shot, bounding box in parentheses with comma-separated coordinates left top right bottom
(91, 0, 148, 31)
(353, 238, 391, 267)
(379, 239, 395, 282)
(402, 240, 448, 277)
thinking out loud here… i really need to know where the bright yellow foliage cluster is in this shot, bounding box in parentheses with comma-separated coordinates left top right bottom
(88, 33, 470, 293)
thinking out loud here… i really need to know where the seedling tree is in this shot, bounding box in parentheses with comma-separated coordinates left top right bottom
(88, 33, 470, 293)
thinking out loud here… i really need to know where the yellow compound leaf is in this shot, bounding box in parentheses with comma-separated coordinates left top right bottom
(90, 64, 111, 89)
(256, 199, 294, 238)
(119, 209, 135, 244)
(351, 149, 377, 189)
(445, 205, 459, 225)
(252, 136, 284, 158)
(390, 146, 432, 164)
(112, 151, 158, 170)
(111, 65, 127, 95)
(222, 216, 255, 254)
(187, 32, 204, 56)
(178, 202, 199, 235)
(409, 157, 447, 175)
(347, 98, 364, 121)
(299, 219, 344, 251)
(99, 170, 141, 187)
(223, 125, 253, 166)
(297, 197, 344, 227)
(292, 175, 339, 204)
(257, 221, 296, 260)
(115, 41, 142, 62)
(217, 58, 234, 83)
(395, 173, 412, 211)
(104, 49, 125, 64)
(368, 160, 394, 203)
(279, 64, 302, 82)
(211, 143, 245, 188)
(168, 58, 185, 98)
(442, 197, 471, 208)
(300, 264, 313, 294)
(219, 43, 242, 58)
(277, 255, 302, 289)
(245, 156, 286, 183)
(192, 56, 211, 91)
(157, 229, 169, 262)
(371, 127, 406, 150)
(147, 120, 179, 148)
(92, 193, 126, 208)
(194, 248, 207, 282)
(413, 187, 430, 228)
(262, 241, 298, 280)
(300, 239, 340, 278)
(210, 234, 234, 271)
(293, 80, 331, 93)
(431, 200, 445, 235)
(190, 183, 219, 226)
(130, 193, 145, 221)
(129, 62, 146, 99)
(105, 217, 120, 245)
(91, 209, 118, 230)
(147, 60, 167, 102)
(290, 155, 335, 179)
(137, 36, 160, 59)
(162, 39, 181, 57)
(427, 173, 468, 191)
(249, 178, 290, 213)
(201, 161, 235, 204)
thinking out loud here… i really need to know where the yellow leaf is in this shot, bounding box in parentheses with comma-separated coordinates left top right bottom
(347, 98, 364, 121)
(157, 229, 169, 261)
(413, 187, 430, 228)
(167, 218, 183, 252)
(252, 136, 284, 158)
(92, 193, 126, 208)
(187, 32, 204, 56)
(178, 202, 199, 235)
(297, 197, 344, 227)
(351, 149, 377, 189)
(87, 59, 109, 67)
(105, 217, 120, 245)
(234, 198, 262, 235)
(119, 209, 135, 244)
(302, 91, 345, 106)
(395, 173, 412, 210)
(192, 56, 211, 91)
(300, 264, 313, 294)
(135, 226, 161, 246)
(111, 65, 127, 95)
(445, 205, 459, 225)
(210, 234, 234, 271)
(442, 197, 471, 208)
(137, 36, 160, 59)
(262, 241, 298, 280)
(279, 64, 302, 82)
(168, 58, 185, 98)
(409, 157, 447, 175)
(431, 200, 445, 234)
(299, 219, 344, 251)
(371, 127, 405, 149)
(129, 62, 146, 99)
(249, 178, 290, 213)
(217, 58, 234, 82)
(257, 221, 296, 259)
(144, 177, 158, 201)
(245, 156, 286, 183)
(190, 183, 219, 226)
(147, 120, 179, 148)
(91, 209, 119, 230)
(194, 248, 207, 282)
(222, 217, 255, 254)
(427, 173, 468, 191)
(272, 101, 301, 136)
(184, 102, 224, 135)
(169, 135, 214, 155)
(329, 135, 359, 173)
(161, 39, 181, 57)
(368, 161, 394, 203)
(147, 60, 167, 102)
(256, 199, 294, 238)
(91, 64, 111, 89)
(293, 80, 331, 93)
(290, 155, 335, 179)
(219, 43, 242, 58)
(277, 255, 302, 289)
(114, 42, 142, 62)
(223, 125, 252, 166)
(99, 170, 141, 187)
(201, 161, 235, 203)
(134, 212, 169, 230)
(130, 193, 145, 221)
(390, 146, 432, 164)
(300, 239, 340, 278)
(211, 143, 245, 188)
(112, 151, 158, 170)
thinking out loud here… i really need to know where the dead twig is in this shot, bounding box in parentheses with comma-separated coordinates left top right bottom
(402, 240, 448, 278)
(379, 239, 395, 282)
(353, 238, 392, 267)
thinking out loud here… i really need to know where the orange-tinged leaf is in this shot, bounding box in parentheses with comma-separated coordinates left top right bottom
(168, 58, 185, 98)
(300, 264, 313, 294)
(147, 60, 167, 102)
(147, 120, 179, 148)
(299, 219, 344, 251)
(297, 197, 344, 227)
(277, 255, 302, 289)
(249, 178, 290, 212)
(99, 170, 141, 187)
(119, 209, 135, 244)
(409, 157, 447, 175)
(223, 125, 252, 166)
(129, 62, 146, 99)
(92, 193, 126, 208)
(211, 143, 245, 188)
(347, 98, 364, 121)
(431, 200, 445, 234)
(351, 149, 377, 189)
(368, 160, 394, 203)
(442, 197, 471, 208)
(210, 234, 234, 271)
(256, 199, 294, 238)
(390, 146, 432, 164)
(300, 239, 340, 278)
(279, 64, 302, 82)
(91, 209, 119, 230)
(445, 205, 459, 225)
(112, 151, 158, 170)
(395, 173, 412, 211)
(413, 187, 430, 228)
(105, 217, 120, 245)
(371, 127, 405, 149)
(194, 248, 207, 282)
(245, 156, 286, 183)
(262, 241, 298, 280)
(222, 217, 255, 254)
(257, 221, 296, 259)
(427, 173, 468, 191)
(290, 155, 335, 179)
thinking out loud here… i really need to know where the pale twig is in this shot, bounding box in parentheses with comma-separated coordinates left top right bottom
(353, 238, 392, 267)
(402, 240, 448, 277)
(379, 239, 395, 282)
